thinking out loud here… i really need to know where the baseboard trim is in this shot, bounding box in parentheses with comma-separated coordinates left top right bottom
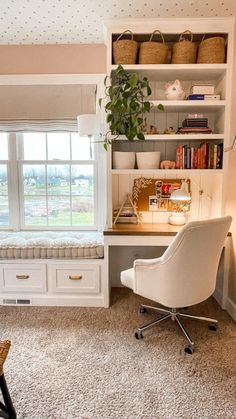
(225, 298, 236, 322)
(213, 287, 222, 307)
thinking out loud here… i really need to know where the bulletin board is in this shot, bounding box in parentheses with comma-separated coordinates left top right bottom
(132, 178, 191, 212)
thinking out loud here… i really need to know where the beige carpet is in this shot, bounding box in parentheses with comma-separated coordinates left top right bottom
(1, 288, 236, 419)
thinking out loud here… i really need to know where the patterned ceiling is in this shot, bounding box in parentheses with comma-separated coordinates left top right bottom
(0, 0, 235, 45)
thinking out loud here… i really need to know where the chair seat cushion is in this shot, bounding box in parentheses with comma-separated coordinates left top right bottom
(121, 268, 134, 290)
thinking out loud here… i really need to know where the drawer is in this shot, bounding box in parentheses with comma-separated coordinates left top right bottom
(49, 263, 100, 294)
(0, 264, 47, 293)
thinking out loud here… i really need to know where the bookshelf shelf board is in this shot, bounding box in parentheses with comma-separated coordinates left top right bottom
(150, 100, 226, 112)
(111, 169, 223, 175)
(111, 134, 225, 141)
(110, 64, 228, 81)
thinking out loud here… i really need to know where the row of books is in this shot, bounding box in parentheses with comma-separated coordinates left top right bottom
(175, 143, 223, 169)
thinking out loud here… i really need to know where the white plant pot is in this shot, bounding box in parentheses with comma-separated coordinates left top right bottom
(169, 212, 187, 226)
(113, 151, 135, 169)
(136, 152, 161, 169)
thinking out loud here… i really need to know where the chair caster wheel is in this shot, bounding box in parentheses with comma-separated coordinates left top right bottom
(134, 331, 143, 340)
(184, 345, 194, 354)
(209, 323, 217, 331)
(139, 307, 146, 314)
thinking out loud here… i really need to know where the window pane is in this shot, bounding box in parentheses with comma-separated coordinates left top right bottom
(71, 133, 93, 160)
(24, 196, 47, 226)
(0, 134, 8, 160)
(0, 196, 9, 225)
(0, 165, 8, 195)
(47, 133, 70, 160)
(23, 165, 46, 195)
(72, 197, 94, 226)
(47, 165, 70, 195)
(23, 133, 46, 160)
(48, 197, 70, 226)
(71, 165, 94, 196)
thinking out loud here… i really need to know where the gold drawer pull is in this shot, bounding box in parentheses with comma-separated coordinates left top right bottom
(69, 275, 83, 280)
(16, 274, 30, 280)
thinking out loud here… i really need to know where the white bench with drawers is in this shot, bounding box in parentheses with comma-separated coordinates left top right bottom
(0, 231, 107, 307)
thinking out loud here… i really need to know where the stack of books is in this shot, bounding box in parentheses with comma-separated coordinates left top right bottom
(177, 117, 212, 134)
(187, 84, 221, 100)
(175, 142, 223, 169)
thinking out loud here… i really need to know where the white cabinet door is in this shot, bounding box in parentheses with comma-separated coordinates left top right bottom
(0, 264, 47, 293)
(49, 263, 100, 294)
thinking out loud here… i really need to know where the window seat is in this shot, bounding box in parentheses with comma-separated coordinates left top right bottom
(0, 231, 104, 259)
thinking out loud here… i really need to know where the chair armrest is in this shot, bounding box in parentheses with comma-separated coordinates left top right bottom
(134, 257, 163, 267)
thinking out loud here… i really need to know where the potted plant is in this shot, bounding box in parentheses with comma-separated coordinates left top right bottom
(99, 65, 164, 149)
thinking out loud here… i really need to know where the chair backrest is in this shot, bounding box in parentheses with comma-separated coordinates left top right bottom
(135, 216, 232, 308)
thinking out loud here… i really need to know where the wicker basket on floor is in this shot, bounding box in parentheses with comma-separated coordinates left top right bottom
(139, 30, 168, 64)
(171, 30, 197, 64)
(112, 30, 138, 64)
(197, 36, 226, 63)
(0, 340, 11, 376)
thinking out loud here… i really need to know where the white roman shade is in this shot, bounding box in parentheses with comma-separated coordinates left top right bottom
(0, 84, 97, 132)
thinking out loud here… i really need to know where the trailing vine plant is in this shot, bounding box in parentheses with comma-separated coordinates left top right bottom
(99, 64, 164, 150)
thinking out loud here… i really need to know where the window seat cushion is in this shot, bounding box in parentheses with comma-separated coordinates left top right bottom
(0, 231, 104, 259)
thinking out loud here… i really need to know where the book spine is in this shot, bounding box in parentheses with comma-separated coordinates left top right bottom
(216, 143, 223, 169)
(186, 146, 191, 169)
(187, 94, 205, 100)
(176, 145, 180, 169)
(213, 144, 218, 169)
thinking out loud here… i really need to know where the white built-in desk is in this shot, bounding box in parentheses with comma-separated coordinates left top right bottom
(103, 223, 231, 309)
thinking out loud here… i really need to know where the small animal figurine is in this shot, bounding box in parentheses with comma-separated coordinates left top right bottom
(147, 125, 159, 135)
(163, 126, 175, 134)
(164, 80, 186, 100)
(160, 160, 176, 169)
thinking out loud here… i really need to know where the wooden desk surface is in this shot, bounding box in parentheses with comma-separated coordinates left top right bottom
(104, 223, 182, 236)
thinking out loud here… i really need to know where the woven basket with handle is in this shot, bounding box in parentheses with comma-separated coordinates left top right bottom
(171, 30, 197, 64)
(197, 36, 225, 63)
(112, 30, 138, 64)
(139, 30, 168, 64)
(0, 340, 11, 376)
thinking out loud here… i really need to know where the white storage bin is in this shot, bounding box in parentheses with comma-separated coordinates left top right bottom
(113, 151, 135, 169)
(136, 152, 161, 169)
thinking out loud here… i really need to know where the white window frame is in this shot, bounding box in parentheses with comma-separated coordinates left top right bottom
(0, 74, 106, 232)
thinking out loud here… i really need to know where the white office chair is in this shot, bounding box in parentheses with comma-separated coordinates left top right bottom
(121, 216, 232, 354)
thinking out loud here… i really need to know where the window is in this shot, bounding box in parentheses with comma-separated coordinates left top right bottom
(0, 134, 9, 226)
(1, 132, 99, 230)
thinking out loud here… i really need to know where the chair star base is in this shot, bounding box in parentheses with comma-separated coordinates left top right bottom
(135, 304, 218, 354)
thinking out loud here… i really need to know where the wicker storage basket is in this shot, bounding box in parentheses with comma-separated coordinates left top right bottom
(139, 30, 168, 64)
(112, 30, 138, 64)
(197, 36, 225, 63)
(171, 30, 197, 64)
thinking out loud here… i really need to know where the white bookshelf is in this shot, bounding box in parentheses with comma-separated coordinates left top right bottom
(103, 18, 234, 227)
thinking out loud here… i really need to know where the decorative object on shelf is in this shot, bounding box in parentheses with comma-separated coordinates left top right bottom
(139, 30, 168, 64)
(112, 30, 138, 64)
(140, 119, 159, 134)
(77, 114, 101, 158)
(169, 179, 191, 225)
(160, 160, 176, 169)
(113, 151, 135, 169)
(171, 30, 197, 64)
(147, 125, 159, 134)
(113, 193, 142, 224)
(163, 126, 175, 134)
(133, 177, 190, 213)
(197, 36, 226, 64)
(164, 80, 186, 100)
(136, 151, 161, 169)
(191, 84, 215, 95)
(100, 65, 163, 149)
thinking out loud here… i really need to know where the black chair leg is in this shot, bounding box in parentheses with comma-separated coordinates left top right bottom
(0, 375, 16, 419)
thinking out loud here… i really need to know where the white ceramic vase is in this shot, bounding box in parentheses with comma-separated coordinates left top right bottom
(136, 151, 161, 169)
(113, 151, 136, 169)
